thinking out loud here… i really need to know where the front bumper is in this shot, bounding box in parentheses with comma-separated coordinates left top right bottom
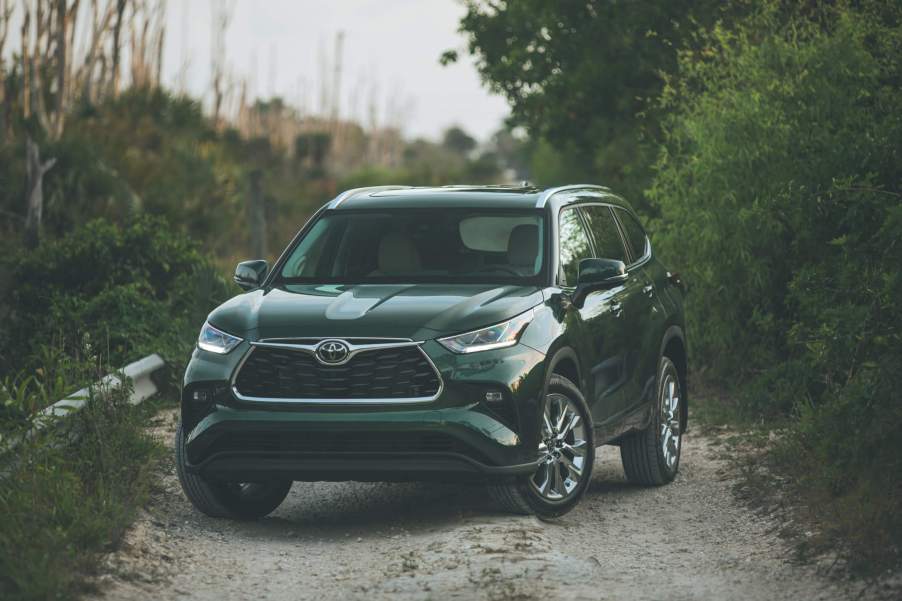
(181, 340, 547, 482)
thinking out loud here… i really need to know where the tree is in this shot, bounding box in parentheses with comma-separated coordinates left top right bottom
(441, 125, 476, 156)
(210, 0, 236, 127)
(8, 0, 166, 246)
(23, 137, 56, 248)
(649, 2, 902, 382)
(448, 0, 732, 206)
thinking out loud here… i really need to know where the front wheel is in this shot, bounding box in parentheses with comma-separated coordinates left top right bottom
(175, 422, 292, 520)
(620, 356, 683, 486)
(489, 374, 595, 518)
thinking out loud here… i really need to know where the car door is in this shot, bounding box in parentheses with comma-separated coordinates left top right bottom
(557, 206, 628, 424)
(579, 204, 638, 420)
(612, 207, 663, 414)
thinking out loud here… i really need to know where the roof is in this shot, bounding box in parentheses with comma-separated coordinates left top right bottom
(326, 184, 626, 211)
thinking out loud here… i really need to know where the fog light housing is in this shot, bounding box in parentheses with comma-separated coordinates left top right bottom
(192, 389, 213, 404)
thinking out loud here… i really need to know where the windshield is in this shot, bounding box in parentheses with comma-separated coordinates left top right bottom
(277, 209, 546, 284)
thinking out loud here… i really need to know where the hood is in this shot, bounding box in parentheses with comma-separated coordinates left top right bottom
(207, 283, 545, 341)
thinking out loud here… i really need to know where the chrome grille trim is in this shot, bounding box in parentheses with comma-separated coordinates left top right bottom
(230, 338, 444, 405)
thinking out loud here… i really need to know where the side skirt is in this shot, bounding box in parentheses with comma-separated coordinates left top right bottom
(593, 400, 653, 446)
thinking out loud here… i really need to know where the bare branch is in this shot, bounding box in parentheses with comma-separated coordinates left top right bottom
(0, 0, 13, 141)
(210, 0, 235, 126)
(51, 0, 69, 139)
(0, 0, 13, 60)
(31, 0, 55, 133)
(109, 0, 124, 95)
(21, 2, 31, 119)
(24, 134, 56, 248)
(78, 0, 116, 102)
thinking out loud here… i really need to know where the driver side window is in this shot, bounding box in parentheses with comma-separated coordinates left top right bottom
(558, 208, 593, 286)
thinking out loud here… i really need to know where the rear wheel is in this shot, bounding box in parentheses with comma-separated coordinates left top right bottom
(175, 422, 292, 520)
(489, 374, 595, 518)
(620, 356, 683, 485)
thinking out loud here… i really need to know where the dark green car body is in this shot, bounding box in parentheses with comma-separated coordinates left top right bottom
(180, 185, 687, 484)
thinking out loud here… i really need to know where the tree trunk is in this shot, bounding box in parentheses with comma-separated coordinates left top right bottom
(110, 0, 126, 96)
(155, 21, 165, 87)
(248, 169, 267, 259)
(24, 136, 57, 249)
(0, 0, 10, 143)
(0, 66, 6, 146)
(51, 0, 68, 140)
(21, 6, 31, 119)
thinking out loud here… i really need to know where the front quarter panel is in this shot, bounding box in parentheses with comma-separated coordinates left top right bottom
(206, 291, 264, 337)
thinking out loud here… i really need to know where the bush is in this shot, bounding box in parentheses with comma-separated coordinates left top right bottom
(779, 353, 902, 570)
(0, 372, 163, 601)
(650, 3, 902, 378)
(648, 2, 902, 569)
(1, 215, 232, 377)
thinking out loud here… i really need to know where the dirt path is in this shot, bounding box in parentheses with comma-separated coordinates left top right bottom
(93, 410, 881, 601)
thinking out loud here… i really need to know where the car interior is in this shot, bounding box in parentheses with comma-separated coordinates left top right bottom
(281, 212, 544, 280)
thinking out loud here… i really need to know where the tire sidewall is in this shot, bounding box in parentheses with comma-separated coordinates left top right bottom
(654, 356, 682, 481)
(175, 422, 292, 520)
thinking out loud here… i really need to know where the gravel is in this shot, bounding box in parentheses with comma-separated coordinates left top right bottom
(92, 410, 894, 601)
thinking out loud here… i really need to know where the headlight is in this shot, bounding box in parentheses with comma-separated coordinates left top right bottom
(438, 309, 534, 354)
(197, 322, 243, 354)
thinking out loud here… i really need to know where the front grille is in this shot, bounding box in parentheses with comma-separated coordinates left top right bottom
(202, 431, 473, 458)
(233, 345, 441, 400)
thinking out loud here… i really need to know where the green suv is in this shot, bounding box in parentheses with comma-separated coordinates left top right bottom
(176, 184, 687, 519)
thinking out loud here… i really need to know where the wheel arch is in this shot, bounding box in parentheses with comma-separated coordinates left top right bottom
(545, 346, 582, 394)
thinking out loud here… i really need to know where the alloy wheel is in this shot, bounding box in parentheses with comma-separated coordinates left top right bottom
(659, 372, 681, 471)
(529, 392, 589, 501)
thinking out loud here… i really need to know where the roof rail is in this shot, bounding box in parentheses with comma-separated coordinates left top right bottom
(534, 184, 610, 208)
(328, 185, 412, 208)
(434, 183, 537, 190)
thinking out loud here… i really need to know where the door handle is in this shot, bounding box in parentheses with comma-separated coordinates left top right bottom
(610, 301, 623, 317)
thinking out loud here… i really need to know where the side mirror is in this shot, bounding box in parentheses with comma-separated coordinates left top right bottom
(234, 260, 268, 291)
(572, 258, 627, 307)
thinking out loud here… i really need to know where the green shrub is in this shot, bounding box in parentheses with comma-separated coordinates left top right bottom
(648, 1, 902, 569)
(650, 3, 902, 380)
(1, 215, 232, 377)
(0, 373, 163, 601)
(0, 343, 92, 424)
(779, 353, 902, 570)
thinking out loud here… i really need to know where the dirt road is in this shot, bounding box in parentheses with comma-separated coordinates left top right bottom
(94, 410, 880, 601)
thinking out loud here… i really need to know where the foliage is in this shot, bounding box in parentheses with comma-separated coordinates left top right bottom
(55, 90, 246, 256)
(0, 368, 163, 601)
(1, 215, 232, 377)
(648, 1, 902, 569)
(442, 126, 477, 155)
(0, 343, 94, 422)
(0, 89, 238, 257)
(342, 127, 504, 189)
(453, 0, 736, 205)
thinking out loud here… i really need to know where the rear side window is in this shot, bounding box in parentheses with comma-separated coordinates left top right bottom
(581, 206, 627, 263)
(558, 208, 593, 286)
(615, 208, 649, 262)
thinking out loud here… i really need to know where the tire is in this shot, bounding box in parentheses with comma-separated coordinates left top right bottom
(175, 422, 292, 520)
(620, 356, 683, 486)
(489, 374, 595, 518)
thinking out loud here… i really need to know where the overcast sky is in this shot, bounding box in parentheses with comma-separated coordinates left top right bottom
(163, 0, 510, 141)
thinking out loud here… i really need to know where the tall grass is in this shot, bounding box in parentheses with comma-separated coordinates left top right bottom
(0, 351, 164, 601)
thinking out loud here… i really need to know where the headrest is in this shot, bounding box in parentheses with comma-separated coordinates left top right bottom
(377, 232, 421, 274)
(507, 224, 539, 267)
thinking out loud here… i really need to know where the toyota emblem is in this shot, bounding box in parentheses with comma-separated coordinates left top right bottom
(315, 340, 350, 365)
